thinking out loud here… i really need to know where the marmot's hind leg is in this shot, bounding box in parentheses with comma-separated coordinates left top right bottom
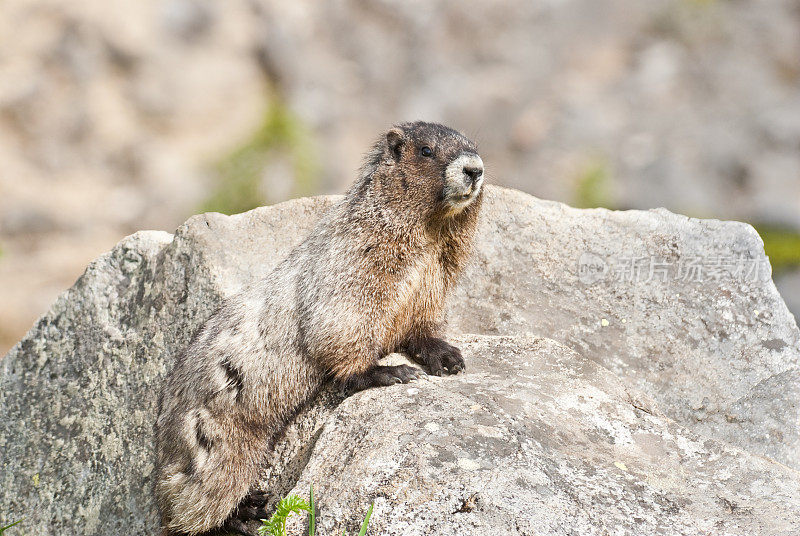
(216, 492, 270, 536)
(217, 518, 257, 536)
(159, 427, 270, 535)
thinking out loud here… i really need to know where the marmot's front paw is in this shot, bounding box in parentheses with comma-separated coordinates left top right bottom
(345, 364, 425, 392)
(413, 337, 465, 376)
(372, 364, 425, 386)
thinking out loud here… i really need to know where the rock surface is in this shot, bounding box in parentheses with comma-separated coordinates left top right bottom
(1, 186, 799, 534)
(450, 188, 800, 469)
(285, 336, 800, 536)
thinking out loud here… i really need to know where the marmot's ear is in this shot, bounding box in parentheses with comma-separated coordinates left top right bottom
(386, 128, 404, 161)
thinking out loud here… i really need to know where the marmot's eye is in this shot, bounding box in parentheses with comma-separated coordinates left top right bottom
(420, 146, 433, 157)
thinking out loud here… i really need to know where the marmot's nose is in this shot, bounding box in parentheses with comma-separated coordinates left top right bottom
(463, 165, 483, 184)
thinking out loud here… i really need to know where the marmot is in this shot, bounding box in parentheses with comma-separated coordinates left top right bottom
(154, 121, 485, 535)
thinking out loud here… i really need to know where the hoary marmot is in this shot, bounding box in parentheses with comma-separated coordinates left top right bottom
(155, 121, 485, 535)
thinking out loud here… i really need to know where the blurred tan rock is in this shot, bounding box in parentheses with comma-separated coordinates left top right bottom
(0, 0, 268, 353)
(2, 0, 800, 354)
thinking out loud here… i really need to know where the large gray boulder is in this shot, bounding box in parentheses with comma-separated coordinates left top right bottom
(450, 188, 800, 468)
(1, 186, 798, 534)
(285, 336, 800, 536)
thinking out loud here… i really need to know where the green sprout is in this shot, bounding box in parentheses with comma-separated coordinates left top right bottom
(354, 502, 373, 536)
(0, 520, 22, 534)
(258, 493, 310, 536)
(574, 157, 613, 209)
(259, 485, 373, 536)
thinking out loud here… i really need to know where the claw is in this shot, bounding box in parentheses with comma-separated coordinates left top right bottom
(404, 337, 465, 376)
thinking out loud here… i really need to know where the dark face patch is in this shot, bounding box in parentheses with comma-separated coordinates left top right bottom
(385, 121, 479, 213)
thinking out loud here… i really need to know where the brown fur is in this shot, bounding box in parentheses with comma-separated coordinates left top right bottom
(154, 122, 484, 535)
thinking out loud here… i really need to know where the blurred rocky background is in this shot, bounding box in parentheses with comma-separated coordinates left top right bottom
(1, 0, 799, 355)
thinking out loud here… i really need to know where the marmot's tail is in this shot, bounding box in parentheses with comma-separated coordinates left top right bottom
(156, 419, 269, 535)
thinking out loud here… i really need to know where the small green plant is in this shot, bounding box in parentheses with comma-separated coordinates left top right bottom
(258, 492, 310, 536)
(352, 502, 373, 536)
(259, 485, 374, 536)
(753, 225, 800, 275)
(202, 93, 319, 216)
(574, 157, 613, 209)
(308, 483, 315, 536)
(0, 519, 22, 534)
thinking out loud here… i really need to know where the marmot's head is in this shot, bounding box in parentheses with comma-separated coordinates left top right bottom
(358, 122, 484, 219)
